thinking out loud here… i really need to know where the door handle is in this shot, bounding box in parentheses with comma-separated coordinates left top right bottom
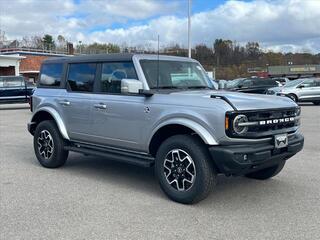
(58, 100, 71, 106)
(94, 103, 107, 110)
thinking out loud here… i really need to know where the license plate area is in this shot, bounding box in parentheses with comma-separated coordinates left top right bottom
(274, 134, 288, 149)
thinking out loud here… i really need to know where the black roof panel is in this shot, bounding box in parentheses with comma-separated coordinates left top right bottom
(43, 53, 134, 64)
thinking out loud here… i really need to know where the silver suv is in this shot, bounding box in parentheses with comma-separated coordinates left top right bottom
(267, 78, 320, 105)
(28, 54, 304, 203)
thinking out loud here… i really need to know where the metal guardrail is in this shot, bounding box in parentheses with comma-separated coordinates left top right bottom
(0, 47, 69, 55)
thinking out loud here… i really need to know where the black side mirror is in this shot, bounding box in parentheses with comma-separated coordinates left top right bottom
(298, 85, 305, 88)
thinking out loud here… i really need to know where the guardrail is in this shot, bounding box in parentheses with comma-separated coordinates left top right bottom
(0, 47, 69, 55)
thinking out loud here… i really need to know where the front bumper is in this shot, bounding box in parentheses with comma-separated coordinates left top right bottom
(209, 132, 304, 175)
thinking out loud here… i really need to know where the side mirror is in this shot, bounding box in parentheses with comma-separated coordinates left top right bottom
(121, 79, 143, 94)
(298, 85, 305, 89)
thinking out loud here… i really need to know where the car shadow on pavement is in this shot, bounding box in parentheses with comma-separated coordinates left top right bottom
(298, 103, 318, 107)
(62, 152, 162, 197)
(59, 152, 291, 205)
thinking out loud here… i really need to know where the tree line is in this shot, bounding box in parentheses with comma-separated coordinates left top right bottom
(1, 33, 319, 79)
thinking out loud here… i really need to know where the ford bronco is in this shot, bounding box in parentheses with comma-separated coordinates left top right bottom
(28, 54, 304, 203)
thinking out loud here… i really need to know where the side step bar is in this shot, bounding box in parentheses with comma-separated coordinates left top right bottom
(64, 144, 155, 167)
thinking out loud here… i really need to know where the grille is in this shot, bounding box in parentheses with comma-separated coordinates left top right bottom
(227, 107, 300, 138)
(246, 108, 298, 137)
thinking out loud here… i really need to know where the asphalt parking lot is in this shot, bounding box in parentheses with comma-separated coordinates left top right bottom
(0, 103, 319, 240)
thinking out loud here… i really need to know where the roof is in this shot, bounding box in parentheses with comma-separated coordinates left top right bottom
(268, 65, 320, 76)
(0, 54, 25, 60)
(43, 53, 196, 64)
(43, 53, 134, 63)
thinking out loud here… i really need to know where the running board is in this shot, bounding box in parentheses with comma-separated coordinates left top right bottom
(64, 144, 155, 167)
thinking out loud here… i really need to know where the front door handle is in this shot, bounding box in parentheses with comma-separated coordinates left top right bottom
(58, 100, 71, 106)
(94, 103, 107, 110)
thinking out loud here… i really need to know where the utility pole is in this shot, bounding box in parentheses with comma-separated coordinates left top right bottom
(188, 0, 192, 58)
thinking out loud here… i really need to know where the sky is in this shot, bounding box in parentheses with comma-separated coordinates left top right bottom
(0, 0, 320, 53)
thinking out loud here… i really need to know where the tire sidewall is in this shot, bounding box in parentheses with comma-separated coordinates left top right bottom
(155, 135, 213, 203)
(33, 120, 67, 168)
(288, 94, 297, 102)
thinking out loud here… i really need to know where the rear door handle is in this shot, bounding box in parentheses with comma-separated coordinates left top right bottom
(58, 100, 71, 106)
(94, 103, 107, 110)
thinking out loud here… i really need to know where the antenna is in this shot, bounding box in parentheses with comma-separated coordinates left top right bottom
(156, 34, 160, 90)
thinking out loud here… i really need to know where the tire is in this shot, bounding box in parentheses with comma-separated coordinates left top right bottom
(155, 135, 216, 204)
(33, 120, 69, 168)
(245, 161, 286, 180)
(287, 94, 298, 102)
(312, 101, 320, 105)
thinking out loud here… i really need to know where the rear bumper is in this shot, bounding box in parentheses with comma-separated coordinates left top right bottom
(209, 132, 304, 175)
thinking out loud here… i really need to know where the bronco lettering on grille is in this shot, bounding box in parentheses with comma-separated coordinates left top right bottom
(259, 117, 295, 125)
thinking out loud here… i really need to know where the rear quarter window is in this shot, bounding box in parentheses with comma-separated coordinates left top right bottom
(39, 63, 63, 87)
(67, 63, 96, 92)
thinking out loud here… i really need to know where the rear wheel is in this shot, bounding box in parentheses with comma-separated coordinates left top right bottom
(312, 101, 320, 105)
(34, 120, 69, 168)
(155, 135, 216, 204)
(245, 161, 286, 180)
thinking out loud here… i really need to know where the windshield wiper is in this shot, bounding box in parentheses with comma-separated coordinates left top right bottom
(151, 86, 180, 89)
(186, 86, 213, 89)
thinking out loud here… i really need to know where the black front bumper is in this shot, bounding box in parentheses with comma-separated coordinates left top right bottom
(209, 133, 304, 176)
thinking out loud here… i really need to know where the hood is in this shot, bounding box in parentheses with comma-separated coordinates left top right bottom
(171, 90, 297, 111)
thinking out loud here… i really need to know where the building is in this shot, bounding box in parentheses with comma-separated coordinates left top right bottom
(268, 65, 320, 79)
(0, 54, 25, 76)
(0, 47, 73, 83)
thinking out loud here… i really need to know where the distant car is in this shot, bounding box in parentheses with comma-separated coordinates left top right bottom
(227, 78, 280, 94)
(272, 77, 290, 86)
(267, 78, 320, 105)
(0, 76, 35, 104)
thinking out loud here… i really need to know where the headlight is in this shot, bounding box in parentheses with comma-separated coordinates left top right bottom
(233, 114, 248, 135)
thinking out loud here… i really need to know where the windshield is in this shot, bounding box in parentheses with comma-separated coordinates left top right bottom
(140, 60, 214, 90)
(284, 79, 304, 88)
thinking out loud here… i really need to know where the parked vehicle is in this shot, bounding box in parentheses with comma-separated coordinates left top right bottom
(28, 54, 304, 204)
(271, 77, 290, 86)
(267, 78, 320, 105)
(227, 78, 280, 94)
(0, 76, 34, 104)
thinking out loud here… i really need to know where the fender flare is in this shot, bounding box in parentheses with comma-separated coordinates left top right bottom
(149, 118, 218, 146)
(31, 107, 70, 140)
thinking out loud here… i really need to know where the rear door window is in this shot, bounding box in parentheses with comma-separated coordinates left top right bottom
(39, 63, 63, 87)
(67, 63, 96, 92)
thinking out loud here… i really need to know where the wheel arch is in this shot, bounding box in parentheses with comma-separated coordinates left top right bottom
(148, 119, 218, 156)
(30, 107, 70, 140)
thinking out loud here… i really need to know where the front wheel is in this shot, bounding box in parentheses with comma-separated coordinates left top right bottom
(245, 161, 286, 180)
(33, 120, 69, 168)
(155, 135, 216, 204)
(312, 101, 320, 105)
(287, 94, 298, 102)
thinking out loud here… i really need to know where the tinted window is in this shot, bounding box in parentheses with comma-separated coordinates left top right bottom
(67, 63, 96, 92)
(99, 62, 137, 93)
(300, 79, 315, 88)
(39, 63, 63, 87)
(0, 77, 24, 87)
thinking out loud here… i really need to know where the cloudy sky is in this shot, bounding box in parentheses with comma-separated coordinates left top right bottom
(0, 0, 320, 53)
